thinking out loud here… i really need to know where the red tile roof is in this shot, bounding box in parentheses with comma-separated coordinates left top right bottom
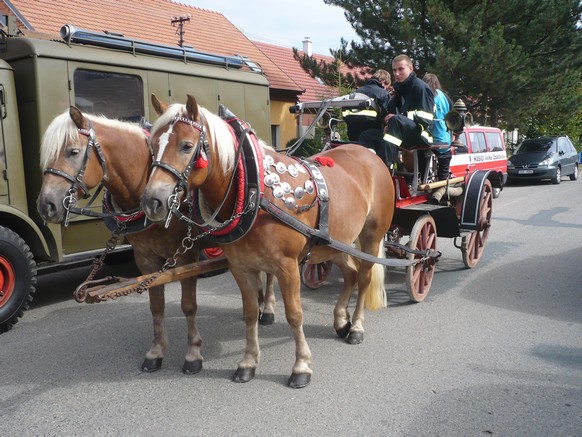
(2, 0, 302, 93)
(254, 41, 338, 103)
(254, 41, 369, 103)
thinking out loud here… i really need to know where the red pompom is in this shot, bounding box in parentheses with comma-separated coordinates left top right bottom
(315, 156, 334, 167)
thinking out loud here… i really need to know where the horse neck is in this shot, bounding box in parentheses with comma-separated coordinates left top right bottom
(198, 139, 239, 223)
(98, 127, 151, 210)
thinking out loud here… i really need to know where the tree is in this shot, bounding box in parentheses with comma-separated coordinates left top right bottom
(298, 0, 582, 136)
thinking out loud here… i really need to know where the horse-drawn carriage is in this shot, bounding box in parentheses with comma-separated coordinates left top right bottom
(37, 92, 496, 387)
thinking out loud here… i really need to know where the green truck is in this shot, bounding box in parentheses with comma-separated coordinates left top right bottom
(0, 23, 270, 332)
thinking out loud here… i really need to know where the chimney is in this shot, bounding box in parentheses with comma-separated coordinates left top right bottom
(302, 37, 312, 56)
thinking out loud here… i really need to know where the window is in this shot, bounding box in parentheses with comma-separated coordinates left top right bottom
(455, 132, 469, 154)
(73, 69, 144, 122)
(469, 132, 487, 153)
(270, 124, 280, 149)
(486, 132, 504, 152)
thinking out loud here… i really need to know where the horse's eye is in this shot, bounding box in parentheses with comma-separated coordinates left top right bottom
(69, 148, 81, 157)
(180, 141, 195, 153)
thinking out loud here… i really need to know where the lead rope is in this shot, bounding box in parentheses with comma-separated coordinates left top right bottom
(77, 201, 249, 303)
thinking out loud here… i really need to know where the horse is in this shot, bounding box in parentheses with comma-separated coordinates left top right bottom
(140, 94, 396, 388)
(36, 107, 276, 374)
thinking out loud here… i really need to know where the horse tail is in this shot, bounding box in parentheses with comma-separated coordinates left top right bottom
(364, 240, 387, 310)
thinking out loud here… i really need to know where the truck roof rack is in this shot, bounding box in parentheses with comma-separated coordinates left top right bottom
(60, 24, 259, 71)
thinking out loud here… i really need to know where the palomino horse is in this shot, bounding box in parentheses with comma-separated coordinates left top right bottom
(141, 94, 395, 388)
(36, 107, 276, 374)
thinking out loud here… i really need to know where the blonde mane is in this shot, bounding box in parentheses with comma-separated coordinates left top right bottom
(40, 110, 145, 170)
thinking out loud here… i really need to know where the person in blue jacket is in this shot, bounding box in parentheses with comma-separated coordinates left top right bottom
(423, 72, 453, 181)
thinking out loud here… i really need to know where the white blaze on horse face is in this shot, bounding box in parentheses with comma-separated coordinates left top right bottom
(151, 124, 174, 176)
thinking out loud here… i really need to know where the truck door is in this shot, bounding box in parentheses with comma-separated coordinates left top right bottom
(0, 84, 9, 200)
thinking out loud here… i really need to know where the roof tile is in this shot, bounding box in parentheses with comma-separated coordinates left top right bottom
(5, 0, 302, 92)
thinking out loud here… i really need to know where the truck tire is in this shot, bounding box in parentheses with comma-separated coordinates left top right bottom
(0, 226, 37, 333)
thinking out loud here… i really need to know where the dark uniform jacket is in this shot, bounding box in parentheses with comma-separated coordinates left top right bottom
(387, 71, 435, 133)
(344, 78, 391, 141)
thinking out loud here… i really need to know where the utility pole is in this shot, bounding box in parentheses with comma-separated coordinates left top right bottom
(171, 15, 191, 47)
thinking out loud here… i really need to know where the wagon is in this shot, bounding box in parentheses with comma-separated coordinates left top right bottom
(289, 93, 498, 302)
(73, 94, 496, 304)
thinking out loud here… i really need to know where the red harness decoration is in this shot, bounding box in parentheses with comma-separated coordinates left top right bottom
(198, 122, 263, 237)
(315, 156, 335, 167)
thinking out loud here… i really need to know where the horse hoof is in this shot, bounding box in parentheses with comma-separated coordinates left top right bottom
(259, 313, 275, 325)
(141, 357, 163, 372)
(347, 331, 364, 345)
(182, 359, 203, 375)
(288, 372, 311, 388)
(232, 367, 255, 383)
(335, 322, 351, 338)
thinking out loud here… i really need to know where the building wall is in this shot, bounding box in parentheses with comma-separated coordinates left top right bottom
(269, 98, 298, 149)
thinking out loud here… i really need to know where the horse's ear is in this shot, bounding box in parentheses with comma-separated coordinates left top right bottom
(151, 94, 168, 115)
(186, 94, 199, 120)
(69, 106, 87, 129)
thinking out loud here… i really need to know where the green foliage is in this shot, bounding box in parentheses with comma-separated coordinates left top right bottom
(286, 127, 329, 157)
(299, 0, 582, 139)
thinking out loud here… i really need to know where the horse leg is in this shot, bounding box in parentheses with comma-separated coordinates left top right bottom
(180, 276, 203, 374)
(332, 254, 359, 338)
(230, 267, 261, 383)
(141, 284, 167, 371)
(259, 272, 276, 325)
(348, 239, 387, 345)
(277, 262, 312, 388)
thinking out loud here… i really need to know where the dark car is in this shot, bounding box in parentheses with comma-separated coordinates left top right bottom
(507, 135, 579, 184)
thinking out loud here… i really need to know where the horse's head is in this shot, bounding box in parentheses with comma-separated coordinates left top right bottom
(37, 107, 107, 223)
(142, 94, 236, 223)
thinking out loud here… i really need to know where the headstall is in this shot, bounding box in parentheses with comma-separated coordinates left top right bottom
(43, 119, 108, 226)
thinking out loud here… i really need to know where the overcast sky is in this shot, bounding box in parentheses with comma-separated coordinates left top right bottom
(181, 0, 361, 55)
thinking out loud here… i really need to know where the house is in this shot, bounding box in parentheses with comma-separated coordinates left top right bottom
(0, 0, 304, 147)
(255, 38, 368, 146)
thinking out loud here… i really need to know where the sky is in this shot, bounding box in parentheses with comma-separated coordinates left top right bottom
(181, 0, 361, 55)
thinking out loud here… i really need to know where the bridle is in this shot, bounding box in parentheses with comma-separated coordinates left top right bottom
(149, 113, 213, 228)
(43, 119, 107, 226)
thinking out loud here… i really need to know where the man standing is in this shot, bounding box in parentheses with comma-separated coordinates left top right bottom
(383, 54, 435, 175)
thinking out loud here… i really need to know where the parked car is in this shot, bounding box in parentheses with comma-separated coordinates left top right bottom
(507, 136, 579, 184)
(450, 126, 508, 198)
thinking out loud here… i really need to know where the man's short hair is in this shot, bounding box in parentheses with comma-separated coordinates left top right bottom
(392, 54, 413, 66)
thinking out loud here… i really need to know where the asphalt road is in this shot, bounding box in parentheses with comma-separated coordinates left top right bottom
(1, 178, 581, 436)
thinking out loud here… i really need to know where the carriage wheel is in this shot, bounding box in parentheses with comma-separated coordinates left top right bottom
(461, 180, 493, 269)
(405, 215, 437, 302)
(301, 261, 333, 290)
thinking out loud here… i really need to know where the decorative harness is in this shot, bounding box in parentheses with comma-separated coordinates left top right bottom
(155, 108, 332, 247)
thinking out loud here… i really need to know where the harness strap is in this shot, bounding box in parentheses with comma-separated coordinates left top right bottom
(296, 158, 330, 242)
(259, 197, 436, 268)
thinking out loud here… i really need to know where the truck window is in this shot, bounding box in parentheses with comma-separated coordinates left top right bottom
(73, 69, 144, 122)
(486, 132, 504, 151)
(469, 132, 487, 153)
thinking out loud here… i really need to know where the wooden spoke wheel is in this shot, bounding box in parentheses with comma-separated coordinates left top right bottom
(405, 215, 437, 302)
(461, 180, 493, 269)
(301, 261, 333, 290)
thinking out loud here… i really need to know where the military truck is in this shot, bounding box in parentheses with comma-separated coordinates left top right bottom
(0, 22, 270, 332)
